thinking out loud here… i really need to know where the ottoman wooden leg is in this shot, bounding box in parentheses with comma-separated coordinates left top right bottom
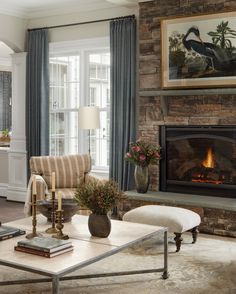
(174, 233, 183, 252)
(191, 226, 199, 244)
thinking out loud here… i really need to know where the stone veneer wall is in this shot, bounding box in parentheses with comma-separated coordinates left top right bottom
(119, 0, 236, 238)
(138, 0, 236, 191)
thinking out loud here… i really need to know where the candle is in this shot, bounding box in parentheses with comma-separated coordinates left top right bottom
(52, 172, 55, 192)
(32, 175, 37, 195)
(58, 191, 62, 211)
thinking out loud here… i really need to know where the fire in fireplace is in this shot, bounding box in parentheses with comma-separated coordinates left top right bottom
(160, 126, 236, 198)
(191, 147, 224, 185)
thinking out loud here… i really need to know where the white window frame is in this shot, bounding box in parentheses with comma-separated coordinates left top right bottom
(49, 37, 110, 173)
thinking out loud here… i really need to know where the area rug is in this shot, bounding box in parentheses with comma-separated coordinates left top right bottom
(1, 233, 236, 294)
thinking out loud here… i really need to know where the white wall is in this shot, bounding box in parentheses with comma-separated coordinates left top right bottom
(27, 6, 138, 42)
(0, 14, 27, 52)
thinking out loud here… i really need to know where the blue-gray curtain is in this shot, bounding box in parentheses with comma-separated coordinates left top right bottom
(26, 29, 49, 175)
(109, 17, 137, 191)
(0, 71, 11, 131)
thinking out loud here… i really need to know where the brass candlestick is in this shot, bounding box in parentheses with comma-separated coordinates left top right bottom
(45, 191, 58, 234)
(52, 210, 69, 240)
(26, 194, 42, 239)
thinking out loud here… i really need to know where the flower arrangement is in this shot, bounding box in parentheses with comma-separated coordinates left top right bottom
(125, 140, 161, 167)
(74, 180, 125, 215)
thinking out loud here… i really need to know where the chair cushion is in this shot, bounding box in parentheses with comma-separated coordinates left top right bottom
(30, 154, 91, 189)
(123, 205, 201, 233)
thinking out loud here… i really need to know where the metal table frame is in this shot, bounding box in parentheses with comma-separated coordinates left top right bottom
(0, 230, 169, 294)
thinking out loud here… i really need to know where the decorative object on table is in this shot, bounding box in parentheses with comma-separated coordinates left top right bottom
(78, 106, 100, 154)
(52, 192, 69, 240)
(15, 236, 73, 258)
(161, 11, 236, 89)
(0, 225, 25, 241)
(37, 199, 79, 223)
(75, 180, 125, 238)
(26, 176, 42, 239)
(45, 172, 58, 234)
(125, 140, 161, 193)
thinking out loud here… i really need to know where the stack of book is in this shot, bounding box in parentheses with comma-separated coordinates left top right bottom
(15, 237, 73, 258)
(0, 225, 25, 241)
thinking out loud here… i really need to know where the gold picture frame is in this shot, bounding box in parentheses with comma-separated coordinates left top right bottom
(161, 11, 236, 89)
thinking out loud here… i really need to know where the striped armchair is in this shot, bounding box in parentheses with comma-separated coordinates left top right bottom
(24, 154, 95, 215)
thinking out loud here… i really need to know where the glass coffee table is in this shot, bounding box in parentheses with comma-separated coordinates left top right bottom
(0, 215, 169, 294)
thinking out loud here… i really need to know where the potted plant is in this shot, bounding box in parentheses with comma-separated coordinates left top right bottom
(74, 180, 125, 237)
(0, 129, 11, 145)
(125, 140, 161, 193)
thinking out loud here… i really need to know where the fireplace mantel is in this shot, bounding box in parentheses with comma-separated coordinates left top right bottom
(139, 89, 236, 115)
(139, 88, 236, 97)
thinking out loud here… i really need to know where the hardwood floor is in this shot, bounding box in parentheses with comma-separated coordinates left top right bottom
(0, 197, 25, 223)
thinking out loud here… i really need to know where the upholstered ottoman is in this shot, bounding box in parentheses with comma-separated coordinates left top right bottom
(123, 205, 201, 252)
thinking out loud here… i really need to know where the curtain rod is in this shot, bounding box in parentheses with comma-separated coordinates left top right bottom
(28, 14, 135, 32)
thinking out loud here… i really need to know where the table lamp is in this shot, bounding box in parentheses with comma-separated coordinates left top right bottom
(78, 106, 100, 154)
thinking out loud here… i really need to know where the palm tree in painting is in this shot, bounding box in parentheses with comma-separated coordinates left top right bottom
(207, 21, 236, 50)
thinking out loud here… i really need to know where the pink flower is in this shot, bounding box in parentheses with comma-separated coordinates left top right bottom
(126, 152, 132, 158)
(132, 146, 141, 152)
(155, 152, 160, 158)
(139, 154, 146, 161)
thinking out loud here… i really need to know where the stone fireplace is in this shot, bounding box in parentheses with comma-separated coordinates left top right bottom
(119, 0, 236, 237)
(138, 0, 236, 193)
(159, 125, 236, 198)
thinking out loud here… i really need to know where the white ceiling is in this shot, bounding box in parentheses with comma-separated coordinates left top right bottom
(0, 0, 139, 19)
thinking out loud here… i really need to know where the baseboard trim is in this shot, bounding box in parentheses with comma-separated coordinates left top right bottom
(7, 187, 27, 202)
(0, 183, 8, 197)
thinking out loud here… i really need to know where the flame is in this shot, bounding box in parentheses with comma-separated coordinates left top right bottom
(202, 148, 215, 168)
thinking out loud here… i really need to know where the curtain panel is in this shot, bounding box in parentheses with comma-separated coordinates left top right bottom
(26, 29, 49, 175)
(0, 71, 11, 131)
(109, 17, 137, 191)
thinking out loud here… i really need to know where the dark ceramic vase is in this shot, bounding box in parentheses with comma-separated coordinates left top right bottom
(88, 213, 111, 238)
(134, 165, 150, 193)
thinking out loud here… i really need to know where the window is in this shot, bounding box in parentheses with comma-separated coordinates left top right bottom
(0, 71, 12, 132)
(49, 38, 110, 171)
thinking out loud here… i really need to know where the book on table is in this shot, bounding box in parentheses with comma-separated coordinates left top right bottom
(14, 245, 73, 258)
(0, 225, 26, 241)
(16, 236, 73, 253)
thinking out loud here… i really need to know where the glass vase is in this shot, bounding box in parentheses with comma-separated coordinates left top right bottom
(134, 165, 150, 193)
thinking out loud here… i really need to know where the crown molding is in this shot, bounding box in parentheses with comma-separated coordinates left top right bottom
(0, 5, 29, 18)
(0, 1, 121, 19)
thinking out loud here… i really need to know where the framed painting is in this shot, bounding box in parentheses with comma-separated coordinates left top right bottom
(161, 11, 236, 89)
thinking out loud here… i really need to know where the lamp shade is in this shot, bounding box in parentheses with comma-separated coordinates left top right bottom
(78, 106, 100, 129)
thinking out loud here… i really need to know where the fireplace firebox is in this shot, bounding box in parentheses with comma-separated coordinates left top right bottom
(160, 126, 236, 198)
